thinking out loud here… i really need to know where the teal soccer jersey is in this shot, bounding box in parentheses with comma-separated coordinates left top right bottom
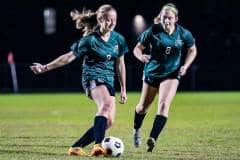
(138, 24, 195, 78)
(71, 29, 129, 88)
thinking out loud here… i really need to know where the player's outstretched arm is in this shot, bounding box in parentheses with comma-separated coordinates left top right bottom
(30, 51, 76, 74)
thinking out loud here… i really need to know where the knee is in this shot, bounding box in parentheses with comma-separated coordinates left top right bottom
(158, 101, 170, 117)
(136, 103, 148, 114)
(99, 101, 112, 115)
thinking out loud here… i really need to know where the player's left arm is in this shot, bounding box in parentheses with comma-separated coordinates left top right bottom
(179, 44, 197, 76)
(116, 55, 127, 104)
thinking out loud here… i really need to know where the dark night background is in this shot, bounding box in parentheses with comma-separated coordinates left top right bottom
(1, 0, 240, 92)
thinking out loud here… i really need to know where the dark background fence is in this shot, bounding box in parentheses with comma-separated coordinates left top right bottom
(1, 0, 240, 92)
(1, 63, 240, 92)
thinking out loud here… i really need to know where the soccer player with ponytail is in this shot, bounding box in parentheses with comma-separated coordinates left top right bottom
(30, 4, 128, 156)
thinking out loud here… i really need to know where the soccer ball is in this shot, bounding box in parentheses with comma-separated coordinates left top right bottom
(101, 136, 124, 157)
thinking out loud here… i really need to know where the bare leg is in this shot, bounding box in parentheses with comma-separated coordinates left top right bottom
(90, 85, 115, 156)
(134, 82, 158, 147)
(147, 79, 179, 152)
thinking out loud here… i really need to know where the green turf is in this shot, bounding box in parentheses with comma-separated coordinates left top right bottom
(0, 92, 240, 160)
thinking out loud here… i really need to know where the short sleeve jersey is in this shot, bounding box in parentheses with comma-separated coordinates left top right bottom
(138, 23, 195, 78)
(71, 29, 129, 87)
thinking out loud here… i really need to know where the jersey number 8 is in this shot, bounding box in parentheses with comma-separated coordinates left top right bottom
(165, 47, 171, 54)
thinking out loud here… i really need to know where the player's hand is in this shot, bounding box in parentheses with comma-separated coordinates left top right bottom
(30, 63, 47, 74)
(119, 91, 127, 104)
(179, 65, 187, 76)
(140, 54, 151, 63)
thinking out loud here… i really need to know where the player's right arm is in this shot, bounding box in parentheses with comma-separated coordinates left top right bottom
(30, 51, 76, 74)
(133, 42, 151, 63)
(133, 27, 153, 63)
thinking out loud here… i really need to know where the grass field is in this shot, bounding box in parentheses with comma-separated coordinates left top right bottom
(0, 92, 240, 160)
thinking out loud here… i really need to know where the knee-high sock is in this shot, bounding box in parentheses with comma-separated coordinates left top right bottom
(71, 126, 94, 148)
(134, 111, 146, 129)
(93, 116, 107, 144)
(149, 115, 167, 140)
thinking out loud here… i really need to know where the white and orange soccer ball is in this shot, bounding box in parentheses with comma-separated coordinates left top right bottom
(101, 136, 124, 157)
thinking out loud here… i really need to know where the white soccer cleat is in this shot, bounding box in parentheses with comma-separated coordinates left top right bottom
(133, 129, 141, 147)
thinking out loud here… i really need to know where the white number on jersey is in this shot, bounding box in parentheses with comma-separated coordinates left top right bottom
(165, 47, 171, 54)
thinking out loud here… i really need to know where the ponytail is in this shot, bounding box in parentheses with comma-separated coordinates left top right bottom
(70, 9, 98, 36)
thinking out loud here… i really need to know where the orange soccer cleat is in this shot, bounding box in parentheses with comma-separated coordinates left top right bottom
(90, 144, 107, 157)
(67, 147, 88, 156)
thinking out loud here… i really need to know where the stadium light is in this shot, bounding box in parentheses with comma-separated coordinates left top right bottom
(132, 14, 146, 35)
(43, 8, 56, 35)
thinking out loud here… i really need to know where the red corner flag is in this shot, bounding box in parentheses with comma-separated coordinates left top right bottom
(7, 51, 19, 93)
(8, 51, 15, 64)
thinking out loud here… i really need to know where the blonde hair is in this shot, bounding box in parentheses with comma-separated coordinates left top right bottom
(96, 4, 116, 20)
(154, 3, 178, 24)
(70, 4, 116, 36)
(70, 9, 97, 36)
